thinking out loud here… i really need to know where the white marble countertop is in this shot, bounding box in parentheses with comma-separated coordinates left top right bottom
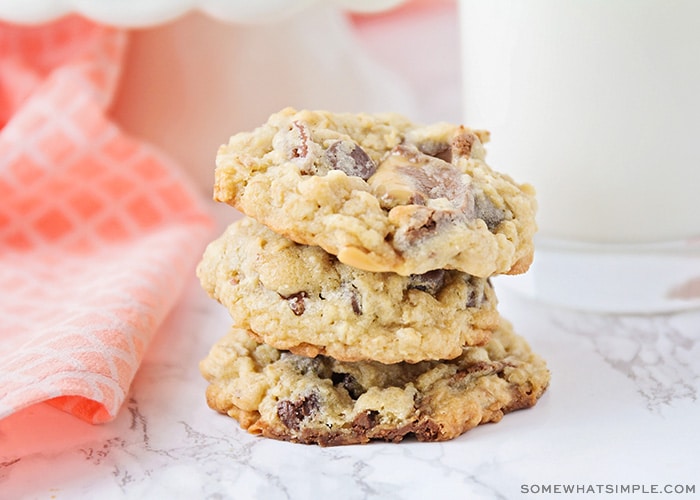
(2, 204, 699, 499)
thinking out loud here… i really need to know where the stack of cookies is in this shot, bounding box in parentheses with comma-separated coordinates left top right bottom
(197, 108, 550, 446)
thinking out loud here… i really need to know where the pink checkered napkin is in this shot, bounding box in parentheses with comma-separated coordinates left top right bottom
(0, 16, 213, 423)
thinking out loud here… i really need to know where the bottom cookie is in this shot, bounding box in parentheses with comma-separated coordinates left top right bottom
(199, 319, 550, 446)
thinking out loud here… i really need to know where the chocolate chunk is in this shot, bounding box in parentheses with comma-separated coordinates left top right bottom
(465, 288, 480, 308)
(396, 163, 466, 205)
(404, 209, 438, 242)
(400, 206, 453, 244)
(416, 140, 451, 161)
(464, 276, 486, 307)
(474, 191, 506, 231)
(331, 372, 365, 399)
(281, 291, 308, 316)
(369, 145, 475, 216)
(352, 410, 379, 430)
(408, 269, 446, 296)
(277, 393, 320, 430)
(325, 140, 376, 180)
(434, 149, 453, 163)
(388, 145, 473, 212)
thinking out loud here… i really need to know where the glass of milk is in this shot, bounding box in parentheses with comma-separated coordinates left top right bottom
(459, 0, 700, 313)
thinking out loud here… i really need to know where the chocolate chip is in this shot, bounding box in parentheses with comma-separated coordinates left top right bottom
(464, 276, 486, 307)
(352, 410, 379, 430)
(465, 288, 479, 308)
(474, 191, 506, 231)
(416, 140, 451, 161)
(346, 285, 362, 315)
(408, 269, 446, 296)
(331, 372, 365, 399)
(400, 206, 449, 244)
(325, 140, 376, 180)
(281, 291, 307, 316)
(277, 393, 320, 430)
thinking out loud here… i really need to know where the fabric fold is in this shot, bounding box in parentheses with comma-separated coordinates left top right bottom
(0, 15, 213, 423)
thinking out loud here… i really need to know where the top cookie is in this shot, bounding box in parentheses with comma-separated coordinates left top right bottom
(214, 108, 537, 277)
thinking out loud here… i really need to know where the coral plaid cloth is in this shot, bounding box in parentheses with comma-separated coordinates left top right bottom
(0, 17, 213, 423)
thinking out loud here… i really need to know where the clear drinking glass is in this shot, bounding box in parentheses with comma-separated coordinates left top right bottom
(459, 0, 700, 313)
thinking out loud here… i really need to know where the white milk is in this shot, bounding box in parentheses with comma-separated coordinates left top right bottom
(459, 0, 700, 312)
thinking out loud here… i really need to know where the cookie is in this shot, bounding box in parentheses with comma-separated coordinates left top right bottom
(199, 319, 550, 446)
(197, 217, 499, 364)
(213, 108, 537, 278)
